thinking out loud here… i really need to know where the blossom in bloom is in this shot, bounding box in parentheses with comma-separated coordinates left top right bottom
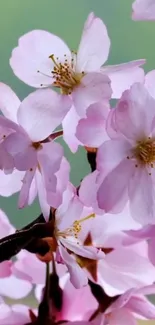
(95, 83, 155, 225)
(10, 12, 146, 115)
(0, 83, 71, 216)
(132, 0, 155, 21)
(75, 204, 155, 296)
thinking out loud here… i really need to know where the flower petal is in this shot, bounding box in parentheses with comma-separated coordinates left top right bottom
(76, 102, 109, 147)
(59, 245, 88, 288)
(17, 88, 71, 141)
(0, 83, 20, 122)
(0, 275, 32, 299)
(10, 29, 71, 87)
(129, 168, 155, 225)
(115, 83, 155, 140)
(18, 168, 36, 209)
(97, 159, 134, 213)
(72, 72, 111, 117)
(35, 170, 50, 220)
(132, 0, 155, 21)
(4, 132, 37, 171)
(145, 70, 155, 99)
(62, 106, 81, 153)
(110, 309, 137, 325)
(0, 169, 24, 197)
(76, 12, 110, 72)
(126, 295, 155, 319)
(102, 60, 145, 98)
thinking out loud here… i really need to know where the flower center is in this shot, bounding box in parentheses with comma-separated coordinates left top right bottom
(56, 213, 95, 240)
(132, 137, 155, 168)
(49, 53, 84, 94)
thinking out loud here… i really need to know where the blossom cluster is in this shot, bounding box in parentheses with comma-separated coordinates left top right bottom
(0, 1, 155, 324)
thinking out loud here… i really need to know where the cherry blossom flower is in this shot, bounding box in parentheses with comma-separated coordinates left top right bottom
(95, 83, 155, 225)
(10, 12, 146, 117)
(0, 83, 71, 217)
(75, 204, 155, 296)
(132, 0, 155, 21)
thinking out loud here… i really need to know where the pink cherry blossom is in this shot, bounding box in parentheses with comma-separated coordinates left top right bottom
(132, 0, 155, 21)
(0, 83, 71, 216)
(96, 82, 155, 225)
(51, 184, 104, 288)
(10, 12, 145, 116)
(75, 205, 155, 296)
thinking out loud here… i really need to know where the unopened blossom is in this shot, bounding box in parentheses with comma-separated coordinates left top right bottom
(132, 0, 155, 20)
(95, 83, 155, 225)
(10, 13, 146, 114)
(0, 83, 71, 216)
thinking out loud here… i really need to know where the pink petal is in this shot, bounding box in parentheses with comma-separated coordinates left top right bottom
(115, 83, 155, 140)
(59, 245, 88, 288)
(18, 168, 36, 208)
(126, 295, 155, 319)
(10, 29, 71, 87)
(79, 171, 102, 212)
(0, 261, 12, 278)
(97, 159, 135, 213)
(28, 176, 37, 205)
(60, 238, 104, 260)
(35, 169, 50, 220)
(145, 70, 155, 99)
(110, 309, 137, 325)
(129, 168, 155, 225)
(72, 72, 111, 117)
(98, 248, 155, 296)
(0, 275, 32, 299)
(4, 131, 37, 171)
(56, 186, 83, 230)
(38, 142, 63, 195)
(0, 209, 15, 238)
(132, 0, 155, 21)
(76, 102, 109, 147)
(0, 169, 24, 197)
(0, 83, 20, 122)
(148, 237, 155, 265)
(46, 157, 70, 209)
(102, 60, 145, 98)
(76, 12, 110, 72)
(17, 88, 71, 142)
(0, 304, 31, 325)
(62, 106, 81, 153)
(97, 138, 132, 173)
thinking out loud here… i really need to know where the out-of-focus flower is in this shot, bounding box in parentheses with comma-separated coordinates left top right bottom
(132, 0, 155, 21)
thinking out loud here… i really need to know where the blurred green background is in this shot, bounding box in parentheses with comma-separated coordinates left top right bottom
(0, 0, 155, 229)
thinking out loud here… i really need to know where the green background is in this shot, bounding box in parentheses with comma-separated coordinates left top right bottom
(0, 0, 155, 228)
